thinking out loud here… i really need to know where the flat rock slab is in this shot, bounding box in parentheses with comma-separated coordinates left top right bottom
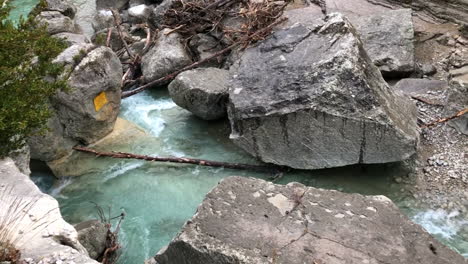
(228, 13, 419, 170)
(152, 176, 467, 264)
(393, 78, 448, 105)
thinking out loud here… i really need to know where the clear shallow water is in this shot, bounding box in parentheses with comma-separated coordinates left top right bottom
(30, 89, 468, 262)
(10, 0, 467, 261)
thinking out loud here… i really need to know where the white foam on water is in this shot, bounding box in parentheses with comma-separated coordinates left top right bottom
(121, 92, 176, 137)
(49, 177, 73, 198)
(412, 209, 468, 239)
(103, 161, 145, 182)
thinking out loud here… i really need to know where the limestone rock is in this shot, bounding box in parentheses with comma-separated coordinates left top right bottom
(0, 158, 98, 264)
(368, 0, 468, 24)
(169, 68, 229, 120)
(75, 220, 108, 260)
(141, 29, 192, 83)
(37, 11, 76, 35)
(444, 81, 468, 135)
(393, 78, 448, 105)
(8, 145, 31, 175)
(44, 0, 77, 18)
(149, 0, 176, 28)
(352, 9, 415, 77)
(228, 13, 419, 169)
(96, 0, 129, 11)
(189, 33, 222, 64)
(28, 108, 76, 162)
(53, 32, 90, 46)
(47, 118, 151, 177)
(152, 176, 467, 264)
(92, 10, 114, 32)
(52, 45, 123, 144)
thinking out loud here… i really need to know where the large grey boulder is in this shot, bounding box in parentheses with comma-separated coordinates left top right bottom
(75, 220, 108, 260)
(168, 68, 229, 120)
(393, 78, 448, 105)
(37, 11, 76, 35)
(141, 29, 192, 83)
(152, 176, 467, 264)
(352, 9, 415, 77)
(0, 158, 99, 264)
(44, 0, 77, 18)
(228, 13, 419, 170)
(52, 46, 123, 144)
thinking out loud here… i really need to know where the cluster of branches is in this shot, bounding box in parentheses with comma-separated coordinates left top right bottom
(92, 203, 125, 264)
(119, 0, 291, 97)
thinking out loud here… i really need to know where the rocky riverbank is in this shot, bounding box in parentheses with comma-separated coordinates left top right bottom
(2, 0, 466, 262)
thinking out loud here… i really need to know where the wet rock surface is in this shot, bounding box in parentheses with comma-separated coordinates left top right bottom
(152, 176, 467, 264)
(141, 29, 192, 83)
(228, 13, 419, 169)
(0, 158, 98, 264)
(75, 220, 108, 260)
(169, 68, 229, 120)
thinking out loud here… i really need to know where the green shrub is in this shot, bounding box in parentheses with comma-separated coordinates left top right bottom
(0, 0, 67, 157)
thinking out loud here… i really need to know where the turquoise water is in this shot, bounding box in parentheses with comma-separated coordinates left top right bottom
(10, 0, 467, 261)
(30, 89, 467, 263)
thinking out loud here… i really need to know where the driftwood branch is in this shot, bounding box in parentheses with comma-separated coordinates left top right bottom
(73, 146, 282, 172)
(411, 95, 444, 106)
(110, 9, 134, 60)
(421, 108, 468, 128)
(121, 17, 287, 98)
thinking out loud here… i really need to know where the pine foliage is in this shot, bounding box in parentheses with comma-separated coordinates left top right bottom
(0, 0, 66, 157)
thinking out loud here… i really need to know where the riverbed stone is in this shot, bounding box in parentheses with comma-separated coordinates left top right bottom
(0, 158, 98, 264)
(352, 9, 415, 77)
(75, 220, 108, 260)
(37, 11, 76, 35)
(168, 68, 229, 120)
(96, 0, 129, 11)
(444, 81, 468, 135)
(53, 32, 90, 46)
(141, 29, 192, 83)
(393, 78, 448, 105)
(228, 13, 419, 170)
(152, 176, 467, 264)
(52, 46, 123, 144)
(44, 0, 77, 18)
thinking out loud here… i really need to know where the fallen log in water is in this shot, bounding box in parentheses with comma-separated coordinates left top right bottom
(73, 146, 283, 173)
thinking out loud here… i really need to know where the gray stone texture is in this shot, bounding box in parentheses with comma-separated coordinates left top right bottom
(141, 29, 192, 83)
(44, 0, 77, 18)
(228, 13, 419, 170)
(352, 9, 415, 77)
(444, 81, 468, 135)
(52, 46, 123, 144)
(37, 11, 76, 35)
(75, 220, 108, 260)
(393, 78, 448, 105)
(0, 158, 98, 264)
(96, 0, 129, 10)
(153, 176, 467, 264)
(53, 32, 91, 46)
(169, 68, 230, 120)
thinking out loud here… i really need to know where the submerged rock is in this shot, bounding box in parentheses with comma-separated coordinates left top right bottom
(0, 158, 98, 264)
(352, 9, 415, 77)
(228, 13, 419, 170)
(152, 176, 466, 264)
(141, 29, 192, 83)
(75, 220, 108, 260)
(168, 68, 229, 120)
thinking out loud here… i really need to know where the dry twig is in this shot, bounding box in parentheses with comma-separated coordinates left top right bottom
(421, 108, 468, 128)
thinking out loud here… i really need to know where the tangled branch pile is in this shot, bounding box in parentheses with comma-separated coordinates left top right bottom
(160, 0, 292, 46)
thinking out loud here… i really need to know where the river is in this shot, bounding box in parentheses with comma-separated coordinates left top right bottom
(8, 0, 468, 263)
